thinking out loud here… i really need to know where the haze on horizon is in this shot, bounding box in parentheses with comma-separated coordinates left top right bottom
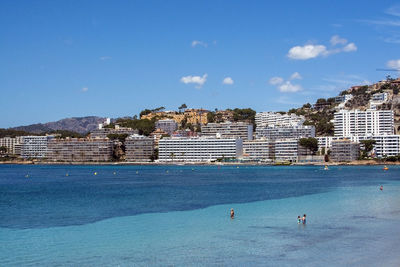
(1, 0, 400, 128)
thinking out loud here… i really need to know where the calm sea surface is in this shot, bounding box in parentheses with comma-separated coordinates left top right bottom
(1, 164, 399, 266)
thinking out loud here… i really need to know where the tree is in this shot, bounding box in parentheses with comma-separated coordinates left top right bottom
(360, 139, 376, 158)
(302, 103, 311, 109)
(0, 146, 7, 154)
(178, 104, 187, 112)
(107, 133, 129, 143)
(207, 112, 215, 123)
(298, 138, 318, 154)
(232, 108, 256, 123)
(139, 109, 152, 118)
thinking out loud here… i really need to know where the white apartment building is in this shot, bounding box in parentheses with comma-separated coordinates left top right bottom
(256, 125, 315, 140)
(317, 135, 400, 158)
(201, 122, 253, 140)
(0, 136, 23, 154)
(242, 139, 275, 161)
(334, 109, 394, 137)
(21, 136, 54, 158)
(158, 137, 243, 162)
(255, 112, 305, 127)
(274, 139, 298, 162)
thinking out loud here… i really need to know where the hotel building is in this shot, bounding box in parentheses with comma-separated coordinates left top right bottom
(256, 125, 315, 140)
(255, 112, 305, 127)
(242, 139, 275, 161)
(21, 136, 55, 158)
(0, 136, 23, 155)
(125, 134, 154, 162)
(274, 139, 299, 162)
(155, 119, 178, 135)
(330, 139, 360, 162)
(47, 138, 113, 162)
(334, 109, 394, 137)
(201, 122, 253, 140)
(158, 137, 243, 162)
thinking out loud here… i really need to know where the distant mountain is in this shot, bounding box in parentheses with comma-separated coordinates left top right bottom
(11, 116, 106, 134)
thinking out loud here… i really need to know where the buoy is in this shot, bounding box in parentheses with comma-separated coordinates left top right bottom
(136, 171, 139, 174)
(113, 172, 116, 175)
(94, 172, 97, 175)
(25, 174, 29, 178)
(383, 166, 388, 171)
(192, 168, 194, 171)
(66, 173, 69, 176)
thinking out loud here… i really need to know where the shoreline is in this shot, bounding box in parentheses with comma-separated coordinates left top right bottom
(1, 160, 400, 166)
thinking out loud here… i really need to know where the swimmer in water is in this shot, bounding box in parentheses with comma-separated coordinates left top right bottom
(297, 215, 302, 224)
(302, 214, 307, 224)
(380, 185, 383, 191)
(230, 208, 235, 219)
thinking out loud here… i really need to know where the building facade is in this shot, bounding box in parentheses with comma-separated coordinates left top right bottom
(274, 139, 299, 162)
(90, 125, 138, 138)
(242, 139, 274, 161)
(21, 136, 54, 158)
(201, 122, 253, 140)
(255, 112, 305, 127)
(125, 134, 154, 162)
(330, 139, 360, 162)
(0, 136, 23, 155)
(256, 125, 315, 140)
(47, 138, 113, 162)
(334, 109, 394, 137)
(155, 119, 178, 135)
(158, 137, 243, 162)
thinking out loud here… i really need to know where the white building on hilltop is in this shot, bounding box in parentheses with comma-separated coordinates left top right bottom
(255, 112, 304, 127)
(334, 109, 394, 137)
(158, 137, 243, 162)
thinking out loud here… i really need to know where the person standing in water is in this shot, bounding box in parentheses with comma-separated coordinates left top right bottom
(380, 185, 383, 191)
(297, 216, 302, 224)
(230, 208, 235, 219)
(302, 214, 307, 224)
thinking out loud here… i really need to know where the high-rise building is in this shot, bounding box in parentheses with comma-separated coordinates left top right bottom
(242, 139, 275, 161)
(256, 125, 315, 140)
(255, 112, 305, 127)
(330, 139, 360, 162)
(125, 134, 154, 162)
(47, 138, 113, 162)
(334, 109, 394, 136)
(274, 139, 299, 162)
(90, 125, 138, 138)
(21, 136, 55, 158)
(201, 122, 253, 140)
(0, 136, 23, 155)
(158, 137, 243, 162)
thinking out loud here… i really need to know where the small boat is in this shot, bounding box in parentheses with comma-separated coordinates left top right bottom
(383, 166, 389, 171)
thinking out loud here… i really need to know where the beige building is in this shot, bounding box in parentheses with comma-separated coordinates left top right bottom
(331, 139, 360, 162)
(47, 138, 113, 162)
(125, 134, 154, 162)
(242, 139, 275, 161)
(0, 136, 23, 155)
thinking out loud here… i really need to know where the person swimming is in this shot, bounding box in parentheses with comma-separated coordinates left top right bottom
(230, 208, 235, 219)
(302, 214, 306, 224)
(297, 215, 302, 224)
(380, 185, 383, 191)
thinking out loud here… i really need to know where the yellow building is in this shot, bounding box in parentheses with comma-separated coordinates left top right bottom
(141, 109, 209, 125)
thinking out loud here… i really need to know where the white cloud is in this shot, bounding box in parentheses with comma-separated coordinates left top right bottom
(82, 87, 88, 92)
(386, 5, 400, 17)
(222, 77, 234, 85)
(100, 56, 112, 61)
(288, 36, 357, 60)
(287, 44, 327, 60)
(269, 77, 284, 85)
(387, 59, 400, 69)
(180, 74, 208, 88)
(278, 81, 302, 93)
(289, 72, 302, 80)
(330, 35, 348, 46)
(343, 43, 357, 52)
(191, 40, 208, 48)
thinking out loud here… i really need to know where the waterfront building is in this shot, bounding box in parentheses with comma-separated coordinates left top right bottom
(201, 122, 253, 140)
(255, 112, 304, 127)
(357, 135, 400, 158)
(155, 119, 178, 135)
(334, 109, 394, 137)
(330, 139, 360, 162)
(242, 139, 274, 161)
(256, 125, 315, 140)
(274, 139, 299, 162)
(158, 137, 243, 162)
(125, 134, 154, 162)
(21, 136, 54, 158)
(47, 138, 113, 162)
(0, 136, 23, 155)
(90, 124, 138, 138)
(150, 128, 170, 147)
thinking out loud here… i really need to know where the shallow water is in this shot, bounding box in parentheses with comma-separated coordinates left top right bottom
(1, 165, 399, 266)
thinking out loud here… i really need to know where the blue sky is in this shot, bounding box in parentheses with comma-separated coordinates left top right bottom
(1, 0, 400, 128)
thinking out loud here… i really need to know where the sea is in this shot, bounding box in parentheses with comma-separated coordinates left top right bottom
(0, 164, 399, 266)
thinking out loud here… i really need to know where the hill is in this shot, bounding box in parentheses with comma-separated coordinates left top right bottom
(11, 116, 105, 134)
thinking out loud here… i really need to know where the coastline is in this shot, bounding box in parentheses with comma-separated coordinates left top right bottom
(1, 160, 399, 166)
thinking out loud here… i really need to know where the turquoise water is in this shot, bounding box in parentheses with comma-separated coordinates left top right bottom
(1, 165, 400, 266)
